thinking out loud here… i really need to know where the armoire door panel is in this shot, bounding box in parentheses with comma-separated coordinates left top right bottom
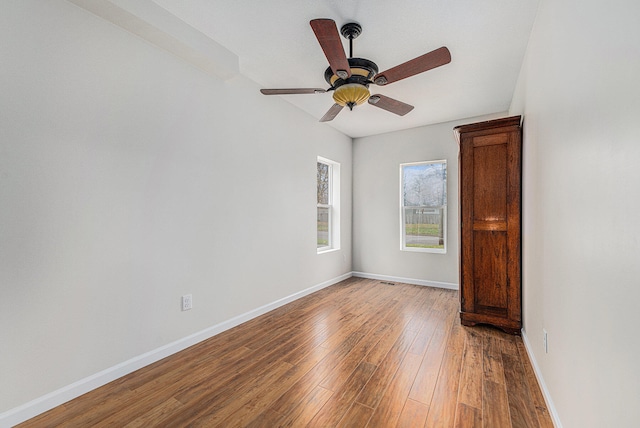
(472, 132, 509, 148)
(472, 143, 507, 222)
(472, 230, 508, 312)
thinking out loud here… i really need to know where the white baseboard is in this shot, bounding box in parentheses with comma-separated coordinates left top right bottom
(0, 272, 352, 427)
(521, 330, 563, 428)
(352, 271, 458, 290)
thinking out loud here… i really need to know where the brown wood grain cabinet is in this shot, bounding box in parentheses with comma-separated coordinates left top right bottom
(454, 116, 522, 334)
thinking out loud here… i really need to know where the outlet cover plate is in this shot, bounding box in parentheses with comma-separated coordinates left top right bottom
(182, 294, 193, 311)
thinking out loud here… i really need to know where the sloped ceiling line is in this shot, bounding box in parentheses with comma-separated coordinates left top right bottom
(67, 0, 239, 80)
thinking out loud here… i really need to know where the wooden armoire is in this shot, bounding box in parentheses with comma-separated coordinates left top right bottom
(454, 116, 522, 334)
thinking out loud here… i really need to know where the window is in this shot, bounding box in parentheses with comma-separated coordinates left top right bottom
(400, 160, 447, 253)
(317, 157, 340, 252)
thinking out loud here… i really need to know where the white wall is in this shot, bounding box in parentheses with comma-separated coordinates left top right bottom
(352, 114, 503, 287)
(509, 0, 640, 426)
(0, 0, 351, 416)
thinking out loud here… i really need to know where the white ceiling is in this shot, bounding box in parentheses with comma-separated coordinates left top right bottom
(152, 0, 539, 138)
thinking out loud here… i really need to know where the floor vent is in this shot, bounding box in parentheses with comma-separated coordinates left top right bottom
(380, 281, 396, 286)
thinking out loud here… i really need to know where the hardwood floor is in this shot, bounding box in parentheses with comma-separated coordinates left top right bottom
(18, 278, 553, 427)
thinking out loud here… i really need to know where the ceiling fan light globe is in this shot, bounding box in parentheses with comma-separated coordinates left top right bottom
(332, 83, 370, 108)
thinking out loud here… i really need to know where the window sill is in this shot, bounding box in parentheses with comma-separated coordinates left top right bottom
(401, 247, 447, 254)
(317, 247, 340, 255)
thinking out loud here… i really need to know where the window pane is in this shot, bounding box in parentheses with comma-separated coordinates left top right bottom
(317, 207, 330, 248)
(317, 162, 329, 205)
(402, 162, 447, 207)
(317, 156, 339, 253)
(404, 207, 445, 249)
(401, 160, 447, 253)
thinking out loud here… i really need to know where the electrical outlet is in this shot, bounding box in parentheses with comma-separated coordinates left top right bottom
(182, 294, 193, 311)
(543, 329, 548, 353)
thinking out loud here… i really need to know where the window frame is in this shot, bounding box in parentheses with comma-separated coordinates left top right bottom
(399, 160, 447, 254)
(317, 156, 340, 254)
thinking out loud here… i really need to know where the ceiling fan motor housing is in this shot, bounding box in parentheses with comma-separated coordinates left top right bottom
(324, 58, 378, 87)
(325, 57, 378, 109)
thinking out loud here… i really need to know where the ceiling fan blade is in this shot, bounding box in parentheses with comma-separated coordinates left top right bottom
(310, 19, 351, 79)
(320, 103, 344, 122)
(260, 88, 326, 95)
(368, 94, 414, 116)
(373, 46, 451, 86)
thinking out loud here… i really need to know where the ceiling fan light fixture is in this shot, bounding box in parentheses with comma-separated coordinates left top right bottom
(332, 83, 370, 110)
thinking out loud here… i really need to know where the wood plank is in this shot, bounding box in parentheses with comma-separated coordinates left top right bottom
(336, 403, 373, 428)
(48, 387, 138, 427)
(483, 335, 505, 385)
(272, 385, 333, 426)
(184, 360, 294, 427)
(366, 352, 424, 427)
(407, 290, 448, 355)
(363, 321, 405, 366)
(111, 346, 255, 425)
(500, 334, 520, 357)
(123, 398, 183, 428)
(454, 402, 482, 427)
(169, 335, 300, 407)
(318, 320, 390, 391)
(457, 328, 484, 409)
(408, 302, 457, 405)
(483, 380, 512, 428)
(401, 287, 439, 333)
(396, 399, 429, 428)
(244, 409, 282, 428)
(410, 288, 442, 325)
(217, 345, 332, 428)
(192, 332, 329, 426)
(502, 352, 540, 428)
(355, 329, 418, 409)
(20, 382, 134, 427)
(424, 322, 466, 427)
(307, 361, 377, 427)
(267, 331, 364, 416)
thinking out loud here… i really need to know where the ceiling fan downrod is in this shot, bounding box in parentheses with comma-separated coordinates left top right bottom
(340, 22, 362, 58)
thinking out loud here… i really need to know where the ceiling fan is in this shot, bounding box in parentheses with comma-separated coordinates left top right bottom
(260, 19, 451, 122)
